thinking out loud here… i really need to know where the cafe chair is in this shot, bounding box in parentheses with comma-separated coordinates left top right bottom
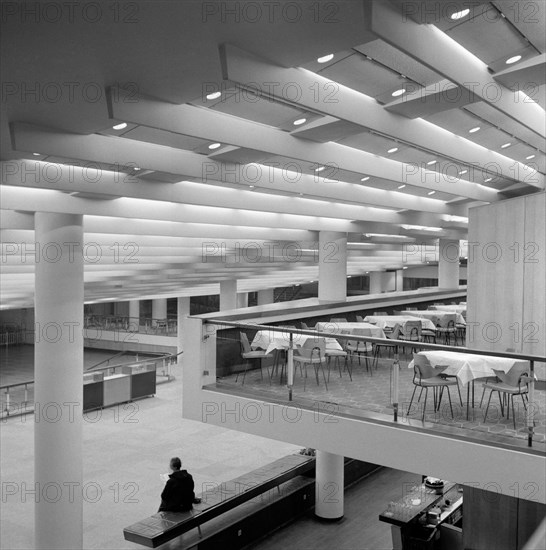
(396, 320, 422, 357)
(355, 315, 364, 322)
(435, 318, 457, 345)
(345, 328, 373, 375)
(407, 355, 458, 421)
(330, 317, 348, 323)
(237, 332, 272, 385)
(455, 323, 466, 346)
(293, 337, 328, 391)
(326, 330, 351, 381)
(301, 322, 312, 330)
(372, 324, 399, 368)
(479, 349, 515, 407)
(482, 371, 530, 429)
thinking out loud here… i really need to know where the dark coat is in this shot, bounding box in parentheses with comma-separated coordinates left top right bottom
(159, 470, 195, 512)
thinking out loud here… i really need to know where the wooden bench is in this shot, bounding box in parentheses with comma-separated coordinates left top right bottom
(123, 453, 315, 548)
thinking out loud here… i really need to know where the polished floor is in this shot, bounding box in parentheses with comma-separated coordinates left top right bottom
(0, 345, 299, 549)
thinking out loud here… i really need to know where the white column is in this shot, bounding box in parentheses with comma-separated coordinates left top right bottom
(318, 231, 347, 302)
(220, 280, 237, 311)
(236, 292, 248, 308)
(315, 451, 344, 520)
(438, 238, 460, 289)
(257, 288, 274, 305)
(152, 298, 167, 325)
(34, 213, 84, 550)
(177, 297, 190, 357)
(395, 269, 404, 292)
(369, 271, 384, 294)
(128, 300, 139, 326)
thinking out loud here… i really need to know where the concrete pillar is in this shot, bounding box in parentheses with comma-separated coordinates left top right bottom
(128, 300, 139, 325)
(236, 292, 248, 308)
(395, 269, 404, 292)
(257, 288, 274, 305)
(34, 213, 84, 550)
(220, 280, 237, 311)
(152, 298, 167, 321)
(318, 231, 347, 302)
(315, 451, 344, 520)
(177, 297, 190, 357)
(438, 239, 460, 289)
(369, 271, 384, 294)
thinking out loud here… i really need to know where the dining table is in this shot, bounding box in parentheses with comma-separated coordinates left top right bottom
(315, 322, 386, 339)
(408, 350, 530, 419)
(364, 315, 436, 332)
(401, 310, 465, 326)
(429, 305, 467, 315)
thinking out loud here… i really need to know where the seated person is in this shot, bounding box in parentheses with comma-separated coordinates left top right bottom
(158, 457, 195, 512)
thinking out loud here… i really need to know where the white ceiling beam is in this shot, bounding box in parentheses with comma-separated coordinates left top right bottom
(107, 89, 502, 200)
(219, 44, 542, 189)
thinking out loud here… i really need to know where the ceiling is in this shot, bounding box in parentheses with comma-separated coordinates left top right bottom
(1, 0, 545, 308)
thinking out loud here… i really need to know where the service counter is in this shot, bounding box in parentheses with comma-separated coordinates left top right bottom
(379, 481, 463, 550)
(82, 363, 156, 412)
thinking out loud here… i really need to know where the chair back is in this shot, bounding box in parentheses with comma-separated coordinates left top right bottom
(413, 354, 437, 380)
(356, 315, 364, 323)
(240, 332, 252, 353)
(347, 328, 372, 351)
(295, 337, 326, 360)
(437, 314, 456, 329)
(402, 320, 421, 341)
(330, 318, 348, 323)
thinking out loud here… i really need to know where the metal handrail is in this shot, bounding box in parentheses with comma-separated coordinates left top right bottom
(205, 320, 545, 363)
(205, 319, 544, 447)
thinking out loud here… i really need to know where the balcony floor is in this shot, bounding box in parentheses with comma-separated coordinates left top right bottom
(218, 353, 546, 448)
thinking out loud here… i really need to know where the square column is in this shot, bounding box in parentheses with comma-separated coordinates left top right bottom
(318, 231, 347, 302)
(438, 239, 460, 289)
(220, 279, 237, 311)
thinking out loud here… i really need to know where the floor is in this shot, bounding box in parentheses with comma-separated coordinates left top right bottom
(219, 351, 546, 447)
(0, 345, 299, 549)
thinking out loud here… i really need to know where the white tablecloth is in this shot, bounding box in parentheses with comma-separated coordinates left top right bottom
(429, 305, 466, 314)
(364, 315, 436, 331)
(401, 311, 465, 326)
(408, 350, 529, 386)
(251, 330, 343, 355)
(315, 322, 386, 339)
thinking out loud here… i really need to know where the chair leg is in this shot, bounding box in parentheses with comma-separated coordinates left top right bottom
(422, 388, 428, 421)
(511, 395, 516, 430)
(345, 356, 353, 381)
(446, 387, 454, 418)
(407, 385, 418, 415)
(483, 390, 494, 422)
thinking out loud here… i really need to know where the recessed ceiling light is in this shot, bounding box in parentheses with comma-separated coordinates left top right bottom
(501, 142, 511, 148)
(299, 193, 304, 196)
(484, 177, 492, 182)
(360, 176, 370, 181)
(427, 191, 436, 195)
(317, 53, 334, 63)
(133, 167, 141, 171)
(206, 91, 221, 100)
(526, 154, 536, 160)
(426, 160, 437, 165)
(112, 122, 127, 130)
(403, 266, 408, 270)
(469, 126, 481, 133)
(506, 55, 522, 65)
(314, 166, 325, 172)
(32, 152, 41, 156)
(450, 8, 470, 19)
(208, 142, 221, 150)
(249, 185, 255, 189)
(392, 88, 406, 97)
(459, 170, 467, 175)
(398, 184, 406, 189)
(293, 118, 307, 126)
(388, 147, 398, 154)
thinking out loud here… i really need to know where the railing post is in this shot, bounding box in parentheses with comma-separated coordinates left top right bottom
(287, 333, 294, 401)
(527, 360, 535, 447)
(392, 349, 400, 422)
(24, 384, 28, 404)
(5, 387, 9, 415)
